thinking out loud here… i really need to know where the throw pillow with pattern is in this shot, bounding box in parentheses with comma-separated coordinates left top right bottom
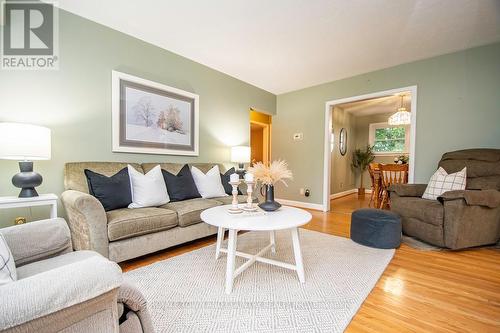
(422, 167, 466, 200)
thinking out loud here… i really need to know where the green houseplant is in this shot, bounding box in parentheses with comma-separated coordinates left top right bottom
(351, 145, 375, 196)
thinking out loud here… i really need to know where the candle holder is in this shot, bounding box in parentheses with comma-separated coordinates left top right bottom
(227, 180, 243, 214)
(243, 180, 258, 212)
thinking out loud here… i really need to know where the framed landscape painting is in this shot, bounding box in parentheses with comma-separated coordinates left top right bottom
(112, 71, 199, 156)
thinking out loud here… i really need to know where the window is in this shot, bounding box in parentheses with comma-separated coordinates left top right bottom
(369, 122, 410, 155)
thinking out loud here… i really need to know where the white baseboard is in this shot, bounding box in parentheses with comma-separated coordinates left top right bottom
(275, 198, 324, 211)
(329, 188, 373, 200)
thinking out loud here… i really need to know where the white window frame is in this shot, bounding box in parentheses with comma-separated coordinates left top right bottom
(369, 122, 410, 156)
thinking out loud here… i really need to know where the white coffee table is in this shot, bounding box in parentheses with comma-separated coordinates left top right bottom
(201, 205, 312, 294)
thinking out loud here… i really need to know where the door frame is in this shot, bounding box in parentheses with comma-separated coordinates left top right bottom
(322, 86, 418, 211)
(250, 120, 271, 164)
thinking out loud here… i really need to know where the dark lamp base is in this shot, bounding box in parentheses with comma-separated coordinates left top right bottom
(12, 161, 43, 198)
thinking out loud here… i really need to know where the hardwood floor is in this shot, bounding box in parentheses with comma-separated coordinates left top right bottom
(120, 194, 500, 332)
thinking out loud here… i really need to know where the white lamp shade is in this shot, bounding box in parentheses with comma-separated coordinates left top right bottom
(0, 123, 51, 160)
(231, 146, 250, 163)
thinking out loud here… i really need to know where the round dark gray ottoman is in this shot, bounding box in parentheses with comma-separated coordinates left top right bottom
(350, 208, 402, 249)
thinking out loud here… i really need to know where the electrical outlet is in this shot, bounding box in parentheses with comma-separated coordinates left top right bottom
(299, 188, 305, 195)
(340, 182, 344, 189)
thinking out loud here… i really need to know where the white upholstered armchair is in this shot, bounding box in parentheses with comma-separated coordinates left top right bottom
(0, 218, 154, 333)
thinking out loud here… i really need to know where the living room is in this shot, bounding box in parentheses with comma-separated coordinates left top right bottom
(0, 1, 499, 332)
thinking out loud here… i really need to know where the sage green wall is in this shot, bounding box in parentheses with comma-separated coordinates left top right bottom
(330, 106, 356, 194)
(0, 9, 275, 227)
(273, 42, 500, 205)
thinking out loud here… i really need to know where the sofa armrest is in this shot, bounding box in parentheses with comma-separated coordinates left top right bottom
(438, 190, 500, 208)
(0, 256, 122, 330)
(388, 184, 427, 197)
(61, 190, 109, 258)
(0, 218, 72, 267)
(118, 282, 155, 333)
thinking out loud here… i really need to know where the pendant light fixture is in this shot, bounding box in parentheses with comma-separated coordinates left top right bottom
(388, 94, 411, 125)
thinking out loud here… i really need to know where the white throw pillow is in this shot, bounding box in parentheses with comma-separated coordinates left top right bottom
(0, 233, 17, 285)
(422, 167, 467, 200)
(128, 165, 170, 208)
(191, 165, 228, 199)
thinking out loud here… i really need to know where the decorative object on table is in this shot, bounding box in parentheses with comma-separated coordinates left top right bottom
(248, 160, 293, 212)
(220, 167, 243, 195)
(243, 172, 258, 212)
(351, 145, 375, 197)
(394, 155, 409, 164)
(231, 146, 251, 178)
(227, 173, 242, 214)
(112, 71, 199, 156)
(388, 94, 411, 125)
(339, 127, 347, 156)
(0, 122, 51, 198)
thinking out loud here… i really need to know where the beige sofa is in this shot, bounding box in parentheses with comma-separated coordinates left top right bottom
(61, 162, 251, 263)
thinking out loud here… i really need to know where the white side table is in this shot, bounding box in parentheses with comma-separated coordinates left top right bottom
(0, 194, 58, 219)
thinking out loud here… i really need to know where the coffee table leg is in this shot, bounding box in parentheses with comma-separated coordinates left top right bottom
(269, 230, 276, 253)
(291, 228, 305, 283)
(215, 227, 225, 259)
(225, 229, 238, 294)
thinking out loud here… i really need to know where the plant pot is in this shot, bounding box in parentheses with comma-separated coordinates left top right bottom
(258, 185, 282, 212)
(358, 187, 366, 196)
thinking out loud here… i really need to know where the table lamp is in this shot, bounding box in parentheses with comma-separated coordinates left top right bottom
(231, 146, 250, 178)
(0, 123, 51, 197)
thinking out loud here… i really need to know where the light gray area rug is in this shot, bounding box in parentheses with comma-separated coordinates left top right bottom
(124, 229, 395, 333)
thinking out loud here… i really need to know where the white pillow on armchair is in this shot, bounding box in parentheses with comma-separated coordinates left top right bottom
(422, 167, 466, 200)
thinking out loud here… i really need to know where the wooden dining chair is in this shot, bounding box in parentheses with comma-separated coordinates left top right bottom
(379, 164, 409, 209)
(368, 163, 380, 207)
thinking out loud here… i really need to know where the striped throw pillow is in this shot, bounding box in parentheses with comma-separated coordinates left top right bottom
(422, 167, 466, 200)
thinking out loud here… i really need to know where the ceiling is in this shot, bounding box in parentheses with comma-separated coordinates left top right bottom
(340, 94, 411, 117)
(55, 0, 500, 94)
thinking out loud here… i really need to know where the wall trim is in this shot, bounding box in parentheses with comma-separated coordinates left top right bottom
(275, 198, 324, 211)
(323, 85, 418, 212)
(330, 189, 357, 199)
(329, 188, 373, 200)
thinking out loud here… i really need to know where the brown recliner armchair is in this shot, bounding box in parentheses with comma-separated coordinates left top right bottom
(389, 149, 500, 250)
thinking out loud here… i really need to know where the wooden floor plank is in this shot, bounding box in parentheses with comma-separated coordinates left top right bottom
(120, 193, 500, 332)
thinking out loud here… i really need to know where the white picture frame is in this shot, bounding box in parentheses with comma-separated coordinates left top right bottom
(111, 70, 199, 156)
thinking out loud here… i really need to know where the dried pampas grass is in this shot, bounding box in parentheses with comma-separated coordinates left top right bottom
(247, 160, 293, 186)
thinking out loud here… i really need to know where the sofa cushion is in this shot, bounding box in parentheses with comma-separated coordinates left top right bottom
(220, 167, 243, 195)
(161, 198, 222, 227)
(391, 196, 444, 226)
(107, 208, 178, 241)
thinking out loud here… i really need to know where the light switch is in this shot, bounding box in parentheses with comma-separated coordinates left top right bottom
(293, 133, 303, 141)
